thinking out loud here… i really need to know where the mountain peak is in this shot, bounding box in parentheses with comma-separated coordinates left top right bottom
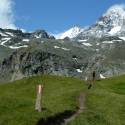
(102, 5, 125, 35)
(98, 4, 125, 26)
(75, 4, 125, 39)
(55, 26, 84, 39)
(103, 5, 125, 25)
(105, 4, 125, 16)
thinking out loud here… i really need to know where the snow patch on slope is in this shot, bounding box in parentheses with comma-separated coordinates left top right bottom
(22, 39, 29, 42)
(0, 32, 8, 37)
(119, 37, 125, 41)
(108, 26, 121, 35)
(54, 46, 60, 49)
(100, 74, 106, 79)
(76, 69, 82, 73)
(6, 32, 14, 37)
(1, 38, 11, 46)
(82, 43, 92, 46)
(34, 35, 41, 39)
(78, 39, 88, 42)
(61, 47, 70, 51)
(103, 41, 114, 44)
(9, 45, 28, 49)
(54, 46, 70, 51)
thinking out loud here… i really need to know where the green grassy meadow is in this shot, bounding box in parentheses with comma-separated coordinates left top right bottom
(0, 75, 125, 125)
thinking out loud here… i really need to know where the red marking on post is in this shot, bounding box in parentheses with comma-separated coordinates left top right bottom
(37, 85, 44, 94)
(38, 85, 41, 94)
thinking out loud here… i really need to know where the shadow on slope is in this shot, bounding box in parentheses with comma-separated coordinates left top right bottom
(36, 110, 75, 125)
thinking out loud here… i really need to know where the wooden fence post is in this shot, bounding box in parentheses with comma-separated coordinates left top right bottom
(35, 84, 43, 112)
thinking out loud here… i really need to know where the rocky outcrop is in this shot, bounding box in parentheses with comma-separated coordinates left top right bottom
(0, 48, 84, 82)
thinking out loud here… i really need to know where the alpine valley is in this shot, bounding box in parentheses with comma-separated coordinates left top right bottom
(0, 5, 125, 82)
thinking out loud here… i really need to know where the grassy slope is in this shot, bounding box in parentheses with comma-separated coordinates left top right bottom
(69, 75, 125, 125)
(0, 75, 85, 125)
(0, 75, 125, 125)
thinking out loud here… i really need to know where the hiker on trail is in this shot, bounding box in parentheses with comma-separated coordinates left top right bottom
(92, 71, 96, 81)
(88, 71, 96, 89)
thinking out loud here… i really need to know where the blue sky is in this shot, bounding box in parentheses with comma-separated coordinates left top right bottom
(0, 0, 125, 33)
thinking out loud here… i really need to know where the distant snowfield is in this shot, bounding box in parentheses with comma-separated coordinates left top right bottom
(119, 37, 125, 41)
(6, 32, 14, 37)
(82, 43, 92, 46)
(100, 74, 106, 79)
(54, 46, 70, 51)
(112, 39, 122, 42)
(1, 38, 11, 46)
(78, 39, 87, 42)
(23, 39, 29, 42)
(102, 39, 123, 44)
(54, 46, 60, 49)
(109, 26, 121, 35)
(76, 69, 82, 73)
(96, 49, 99, 52)
(61, 47, 70, 51)
(34, 35, 41, 39)
(103, 41, 114, 44)
(41, 41, 44, 43)
(9, 45, 28, 49)
(0, 32, 8, 37)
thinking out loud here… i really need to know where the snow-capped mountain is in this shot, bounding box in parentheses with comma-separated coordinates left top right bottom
(0, 28, 54, 49)
(0, 4, 125, 50)
(55, 26, 84, 39)
(76, 4, 125, 39)
(99, 4, 125, 35)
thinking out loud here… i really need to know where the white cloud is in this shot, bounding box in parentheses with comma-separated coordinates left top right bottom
(110, 4, 125, 10)
(0, 0, 16, 29)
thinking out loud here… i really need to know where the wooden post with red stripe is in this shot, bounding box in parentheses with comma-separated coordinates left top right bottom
(35, 84, 43, 112)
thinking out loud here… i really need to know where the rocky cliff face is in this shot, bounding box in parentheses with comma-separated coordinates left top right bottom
(0, 47, 85, 82)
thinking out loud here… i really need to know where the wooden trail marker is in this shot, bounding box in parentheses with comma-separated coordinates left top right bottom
(35, 84, 43, 112)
